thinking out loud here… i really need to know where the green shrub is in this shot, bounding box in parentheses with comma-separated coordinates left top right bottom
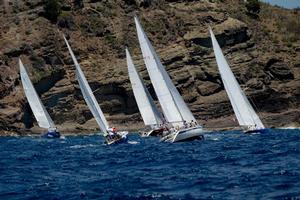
(245, 0, 261, 14)
(43, 0, 61, 22)
(57, 11, 75, 29)
(74, 0, 84, 9)
(80, 17, 106, 37)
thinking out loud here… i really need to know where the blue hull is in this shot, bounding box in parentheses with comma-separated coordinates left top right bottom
(42, 131, 61, 138)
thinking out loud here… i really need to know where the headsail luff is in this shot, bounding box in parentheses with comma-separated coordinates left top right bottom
(63, 35, 109, 134)
(126, 48, 163, 128)
(209, 27, 265, 129)
(134, 16, 197, 126)
(19, 59, 55, 130)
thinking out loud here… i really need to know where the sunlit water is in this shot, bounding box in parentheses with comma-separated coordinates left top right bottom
(1, 129, 300, 199)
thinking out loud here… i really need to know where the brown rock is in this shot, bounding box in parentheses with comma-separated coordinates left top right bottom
(266, 59, 294, 80)
(197, 81, 221, 96)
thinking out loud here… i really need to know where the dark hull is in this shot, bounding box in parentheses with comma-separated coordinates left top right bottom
(244, 128, 269, 134)
(42, 131, 61, 138)
(147, 128, 164, 137)
(174, 134, 204, 142)
(140, 128, 165, 137)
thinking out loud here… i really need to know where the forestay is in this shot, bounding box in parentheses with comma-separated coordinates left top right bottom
(209, 28, 265, 129)
(63, 35, 109, 134)
(126, 48, 163, 128)
(134, 16, 197, 126)
(19, 59, 55, 129)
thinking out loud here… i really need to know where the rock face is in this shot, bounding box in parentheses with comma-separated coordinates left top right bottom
(0, 0, 299, 135)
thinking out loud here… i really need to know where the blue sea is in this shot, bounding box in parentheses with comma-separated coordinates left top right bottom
(1, 129, 300, 199)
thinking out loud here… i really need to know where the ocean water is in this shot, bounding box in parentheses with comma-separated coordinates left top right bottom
(0, 129, 300, 199)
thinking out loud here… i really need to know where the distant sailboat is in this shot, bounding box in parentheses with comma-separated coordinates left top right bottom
(209, 27, 266, 133)
(126, 47, 165, 137)
(134, 16, 206, 142)
(19, 59, 60, 138)
(63, 35, 127, 144)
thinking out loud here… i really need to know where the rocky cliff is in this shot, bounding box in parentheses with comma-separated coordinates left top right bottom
(0, 0, 299, 135)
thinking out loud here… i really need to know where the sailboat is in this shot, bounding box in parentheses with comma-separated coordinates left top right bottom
(63, 35, 127, 144)
(209, 27, 267, 134)
(19, 59, 60, 138)
(134, 16, 206, 142)
(126, 47, 166, 137)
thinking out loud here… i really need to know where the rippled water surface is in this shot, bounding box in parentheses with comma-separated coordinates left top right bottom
(1, 129, 300, 199)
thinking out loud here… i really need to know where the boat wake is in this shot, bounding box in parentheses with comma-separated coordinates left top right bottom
(205, 135, 221, 141)
(69, 144, 96, 149)
(128, 141, 139, 145)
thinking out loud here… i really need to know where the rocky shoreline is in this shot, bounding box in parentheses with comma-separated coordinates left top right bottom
(1, 109, 299, 136)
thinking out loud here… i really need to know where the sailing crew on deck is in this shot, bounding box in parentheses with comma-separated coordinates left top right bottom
(183, 120, 188, 128)
(108, 127, 118, 140)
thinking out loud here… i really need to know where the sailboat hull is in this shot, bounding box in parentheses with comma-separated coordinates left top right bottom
(140, 128, 164, 137)
(244, 128, 269, 134)
(43, 130, 61, 138)
(105, 135, 128, 145)
(161, 126, 205, 143)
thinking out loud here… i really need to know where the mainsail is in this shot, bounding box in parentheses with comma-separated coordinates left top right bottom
(63, 35, 109, 134)
(126, 48, 163, 128)
(134, 16, 197, 127)
(209, 28, 265, 129)
(19, 59, 55, 129)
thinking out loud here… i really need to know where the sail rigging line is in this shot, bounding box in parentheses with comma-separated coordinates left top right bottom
(223, 70, 259, 127)
(209, 27, 264, 129)
(240, 75, 266, 127)
(231, 72, 263, 126)
(63, 35, 110, 135)
(229, 68, 265, 127)
(243, 86, 267, 127)
(211, 34, 264, 127)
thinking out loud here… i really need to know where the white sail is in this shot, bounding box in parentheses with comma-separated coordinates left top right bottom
(19, 59, 55, 130)
(134, 16, 197, 126)
(126, 48, 163, 127)
(63, 35, 109, 134)
(209, 28, 265, 129)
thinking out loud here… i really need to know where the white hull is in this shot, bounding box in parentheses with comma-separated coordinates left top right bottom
(160, 126, 205, 143)
(106, 134, 128, 145)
